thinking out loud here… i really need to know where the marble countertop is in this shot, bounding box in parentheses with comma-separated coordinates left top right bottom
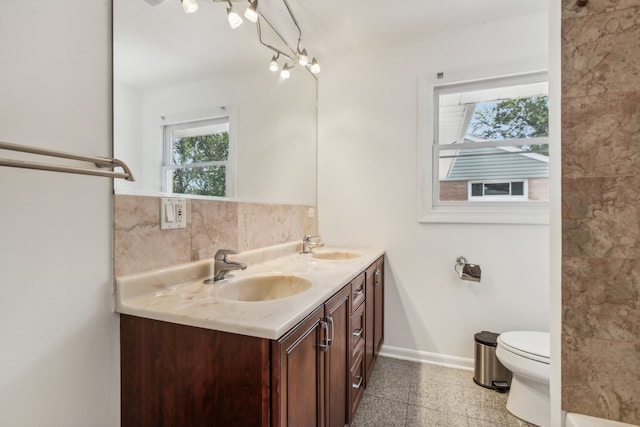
(115, 242, 384, 340)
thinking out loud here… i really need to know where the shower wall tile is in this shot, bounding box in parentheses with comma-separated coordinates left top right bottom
(562, 92, 640, 178)
(562, 176, 640, 258)
(114, 194, 191, 277)
(114, 195, 317, 277)
(562, 335, 640, 423)
(562, 0, 640, 17)
(563, 257, 640, 341)
(562, 5, 640, 98)
(562, 1, 640, 423)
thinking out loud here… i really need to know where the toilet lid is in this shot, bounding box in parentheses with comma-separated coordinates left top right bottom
(498, 331, 550, 363)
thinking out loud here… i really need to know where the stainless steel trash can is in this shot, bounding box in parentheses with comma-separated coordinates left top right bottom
(473, 331, 512, 392)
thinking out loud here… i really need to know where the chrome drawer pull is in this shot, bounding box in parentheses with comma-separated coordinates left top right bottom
(352, 328, 363, 338)
(319, 320, 329, 352)
(352, 376, 363, 389)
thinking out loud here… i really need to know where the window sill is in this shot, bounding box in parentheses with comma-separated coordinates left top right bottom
(419, 203, 549, 225)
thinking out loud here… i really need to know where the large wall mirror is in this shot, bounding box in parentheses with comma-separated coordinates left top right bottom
(113, 0, 317, 206)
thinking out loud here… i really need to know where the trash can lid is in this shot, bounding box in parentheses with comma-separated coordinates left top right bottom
(474, 330, 499, 346)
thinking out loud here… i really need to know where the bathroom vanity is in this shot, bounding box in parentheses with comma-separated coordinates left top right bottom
(116, 244, 384, 426)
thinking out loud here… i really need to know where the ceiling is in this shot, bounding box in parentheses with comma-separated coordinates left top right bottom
(292, 0, 547, 57)
(114, 0, 548, 90)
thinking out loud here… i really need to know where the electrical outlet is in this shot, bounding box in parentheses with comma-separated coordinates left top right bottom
(160, 197, 187, 229)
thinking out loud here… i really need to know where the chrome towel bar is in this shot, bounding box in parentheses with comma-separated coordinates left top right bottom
(0, 141, 135, 181)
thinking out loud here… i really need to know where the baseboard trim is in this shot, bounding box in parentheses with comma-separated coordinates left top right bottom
(379, 344, 474, 371)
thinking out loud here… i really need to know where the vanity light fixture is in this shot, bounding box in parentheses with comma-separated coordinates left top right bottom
(181, 0, 199, 13)
(244, 0, 258, 23)
(269, 54, 280, 72)
(309, 58, 320, 74)
(280, 63, 292, 79)
(298, 48, 309, 66)
(171, 0, 320, 79)
(227, 0, 243, 29)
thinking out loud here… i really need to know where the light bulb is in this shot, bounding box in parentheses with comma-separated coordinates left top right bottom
(310, 58, 320, 74)
(244, 0, 258, 23)
(280, 64, 291, 79)
(227, 7, 243, 29)
(269, 56, 279, 72)
(181, 0, 199, 14)
(298, 49, 309, 66)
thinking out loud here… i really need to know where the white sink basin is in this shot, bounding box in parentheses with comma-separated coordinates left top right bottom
(311, 251, 362, 260)
(217, 274, 312, 302)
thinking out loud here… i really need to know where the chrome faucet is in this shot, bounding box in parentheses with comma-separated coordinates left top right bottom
(205, 249, 247, 283)
(301, 234, 324, 254)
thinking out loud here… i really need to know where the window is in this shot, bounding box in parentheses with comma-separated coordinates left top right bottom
(419, 71, 550, 224)
(469, 180, 527, 200)
(162, 116, 235, 197)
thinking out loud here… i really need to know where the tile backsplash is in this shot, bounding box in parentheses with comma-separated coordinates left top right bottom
(114, 195, 317, 277)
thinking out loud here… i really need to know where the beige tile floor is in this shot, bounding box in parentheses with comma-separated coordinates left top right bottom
(352, 356, 537, 427)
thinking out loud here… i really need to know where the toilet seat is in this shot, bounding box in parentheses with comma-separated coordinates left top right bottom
(498, 331, 549, 364)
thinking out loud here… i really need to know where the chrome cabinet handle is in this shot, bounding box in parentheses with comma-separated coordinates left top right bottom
(352, 376, 363, 389)
(319, 320, 329, 352)
(352, 328, 363, 338)
(374, 269, 381, 286)
(326, 316, 334, 346)
(353, 288, 363, 296)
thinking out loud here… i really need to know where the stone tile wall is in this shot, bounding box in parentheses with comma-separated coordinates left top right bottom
(561, 0, 640, 423)
(114, 195, 317, 277)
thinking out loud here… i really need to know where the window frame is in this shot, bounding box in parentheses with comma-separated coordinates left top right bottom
(418, 70, 549, 224)
(161, 112, 237, 198)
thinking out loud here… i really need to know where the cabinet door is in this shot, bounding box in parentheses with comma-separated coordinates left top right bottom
(373, 257, 385, 358)
(120, 315, 270, 427)
(272, 306, 326, 427)
(324, 285, 351, 427)
(365, 256, 385, 382)
(364, 262, 376, 381)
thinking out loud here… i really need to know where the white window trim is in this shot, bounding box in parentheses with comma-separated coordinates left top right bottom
(159, 108, 237, 198)
(418, 69, 549, 225)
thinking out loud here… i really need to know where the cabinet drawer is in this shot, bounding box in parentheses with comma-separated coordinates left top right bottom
(351, 302, 365, 352)
(350, 340, 366, 418)
(351, 272, 365, 312)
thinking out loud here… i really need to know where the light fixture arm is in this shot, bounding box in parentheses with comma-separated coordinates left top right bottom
(209, 0, 318, 77)
(256, 18, 297, 62)
(280, 0, 303, 52)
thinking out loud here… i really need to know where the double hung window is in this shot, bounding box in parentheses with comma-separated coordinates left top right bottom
(162, 116, 234, 198)
(420, 72, 550, 223)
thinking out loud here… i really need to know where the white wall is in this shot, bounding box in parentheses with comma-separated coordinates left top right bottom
(113, 82, 143, 192)
(0, 1, 119, 426)
(318, 11, 550, 364)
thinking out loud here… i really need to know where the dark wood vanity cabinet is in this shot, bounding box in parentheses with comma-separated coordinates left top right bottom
(120, 256, 384, 427)
(349, 273, 367, 419)
(365, 256, 384, 383)
(120, 314, 271, 427)
(272, 284, 351, 427)
(271, 305, 325, 427)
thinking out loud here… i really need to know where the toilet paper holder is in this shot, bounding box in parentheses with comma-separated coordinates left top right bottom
(455, 256, 481, 282)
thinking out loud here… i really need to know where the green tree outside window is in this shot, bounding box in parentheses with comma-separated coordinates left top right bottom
(172, 132, 229, 197)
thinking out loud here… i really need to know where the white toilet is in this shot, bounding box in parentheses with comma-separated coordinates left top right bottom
(496, 331, 550, 427)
